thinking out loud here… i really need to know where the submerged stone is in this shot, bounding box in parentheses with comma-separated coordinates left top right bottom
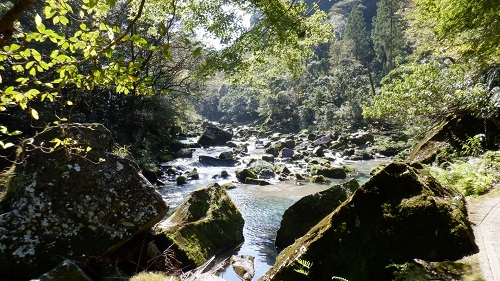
(262, 162, 477, 281)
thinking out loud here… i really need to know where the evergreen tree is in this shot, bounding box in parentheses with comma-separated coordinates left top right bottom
(372, 0, 406, 73)
(343, 4, 371, 62)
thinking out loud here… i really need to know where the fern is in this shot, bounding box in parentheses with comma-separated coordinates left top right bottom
(294, 259, 313, 276)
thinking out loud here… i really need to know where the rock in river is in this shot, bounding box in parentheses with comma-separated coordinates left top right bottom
(261, 162, 478, 281)
(0, 124, 168, 280)
(275, 179, 359, 250)
(154, 183, 244, 268)
(197, 125, 233, 146)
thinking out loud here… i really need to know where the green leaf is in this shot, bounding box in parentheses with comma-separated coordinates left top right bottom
(31, 49, 42, 62)
(44, 6, 55, 19)
(106, 0, 116, 7)
(60, 16, 69, 25)
(30, 108, 39, 120)
(35, 14, 42, 26)
(25, 61, 35, 69)
(9, 44, 20, 52)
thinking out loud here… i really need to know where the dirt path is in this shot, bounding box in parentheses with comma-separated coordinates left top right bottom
(468, 193, 500, 281)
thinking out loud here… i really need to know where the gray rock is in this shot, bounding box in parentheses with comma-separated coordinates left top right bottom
(219, 151, 234, 160)
(279, 148, 294, 158)
(312, 146, 325, 157)
(197, 126, 233, 146)
(199, 155, 239, 167)
(0, 124, 168, 280)
(313, 135, 332, 146)
(175, 148, 194, 158)
(231, 255, 255, 281)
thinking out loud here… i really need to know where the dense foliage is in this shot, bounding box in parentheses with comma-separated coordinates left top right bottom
(0, 0, 330, 165)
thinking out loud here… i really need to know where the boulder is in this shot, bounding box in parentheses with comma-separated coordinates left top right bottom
(235, 169, 257, 182)
(312, 146, 324, 157)
(275, 180, 359, 250)
(407, 114, 499, 164)
(0, 124, 168, 279)
(249, 159, 275, 179)
(219, 151, 234, 160)
(348, 130, 374, 145)
(231, 255, 255, 281)
(310, 175, 330, 183)
(313, 135, 332, 146)
(262, 154, 275, 163)
(187, 168, 199, 180)
(197, 126, 233, 146)
(199, 155, 238, 167)
(261, 163, 477, 281)
(310, 165, 347, 179)
(174, 148, 194, 158)
(279, 148, 294, 158)
(154, 183, 244, 268)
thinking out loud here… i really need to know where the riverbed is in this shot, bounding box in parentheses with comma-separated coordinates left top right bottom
(158, 135, 390, 280)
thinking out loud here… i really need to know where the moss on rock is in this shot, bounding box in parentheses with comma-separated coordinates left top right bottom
(262, 162, 478, 281)
(154, 183, 244, 268)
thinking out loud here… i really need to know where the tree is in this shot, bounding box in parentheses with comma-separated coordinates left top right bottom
(343, 4, 371, 62)
(372, 0, 406, 73)
(363, 62, 491, 128)
(0, 0, 331, 152)
(407, 0, 500, 66)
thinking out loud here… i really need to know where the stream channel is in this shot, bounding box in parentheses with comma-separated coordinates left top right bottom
(158, 133, 390, 280)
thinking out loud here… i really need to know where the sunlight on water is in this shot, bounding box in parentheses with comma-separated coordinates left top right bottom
(159, 138, 390, 280)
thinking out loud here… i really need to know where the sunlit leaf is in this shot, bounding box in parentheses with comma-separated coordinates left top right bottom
(30, 108, 39, 120)
(35, 14, 42, 26)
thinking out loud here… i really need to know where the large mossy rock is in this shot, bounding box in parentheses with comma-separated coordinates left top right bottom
(407, 114, 499, 164)
(0, 124, 169, 280)
(261, 162, 477, 281)
(197, 126, 233, 146)
(275, 179, 359, 250)
(154, 183, 244, 268)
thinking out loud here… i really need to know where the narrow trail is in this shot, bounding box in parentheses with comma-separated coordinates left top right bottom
(468, 194, 500, 281)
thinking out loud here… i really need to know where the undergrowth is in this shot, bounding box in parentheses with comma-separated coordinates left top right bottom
(429, 151, 500, 196)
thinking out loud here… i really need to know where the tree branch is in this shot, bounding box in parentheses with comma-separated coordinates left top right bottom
(94, 0, 146, 59)
(0, 0, 38, 47)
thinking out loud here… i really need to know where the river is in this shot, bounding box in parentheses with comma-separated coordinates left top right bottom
(158, 135, 390, 280)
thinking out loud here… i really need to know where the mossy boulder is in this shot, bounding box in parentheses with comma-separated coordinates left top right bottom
(310, 175, 330, 183)
(249, 159, 275, 179)
(0, 124, 169, 280)
(275, 179, 359, 250)
(187, 168, 199, 180)
(407, 114, 499, 164)
(154, 183, 244, 268)
(310, 165, 347, 179)
(176, 176, 187, 185)
(235, 168, 257, 182)
(262, 162, 477, 281)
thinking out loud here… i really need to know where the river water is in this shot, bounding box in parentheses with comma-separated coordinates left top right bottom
(158, 136, 390, 280)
